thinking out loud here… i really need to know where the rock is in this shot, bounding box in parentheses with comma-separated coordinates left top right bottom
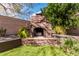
(26, 14, 54, 37)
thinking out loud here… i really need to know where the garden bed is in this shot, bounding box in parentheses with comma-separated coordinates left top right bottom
(0, 36, 79, 56)
(0, 35, 79, 52)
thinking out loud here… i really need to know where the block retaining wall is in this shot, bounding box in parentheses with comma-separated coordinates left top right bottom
(22, 38, 61, 46)
(0, 38, 22, 52)
(0, 38, 61, 52)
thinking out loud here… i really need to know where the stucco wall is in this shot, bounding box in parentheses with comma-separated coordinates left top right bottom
(0, 16, 26, 35)
(67, 28, 79, 36)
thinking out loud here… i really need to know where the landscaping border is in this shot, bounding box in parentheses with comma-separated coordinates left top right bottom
(22, 38, 61, 46)
(0, 38, 22, 52)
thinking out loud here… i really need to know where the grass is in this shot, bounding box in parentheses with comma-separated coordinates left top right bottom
(0, 38, 79, 56)
(0, 45, 65, 56)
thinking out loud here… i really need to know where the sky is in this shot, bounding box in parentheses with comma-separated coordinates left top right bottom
(20, 3, 48, 20)
(0, 3, 48, 20)
(31, 3, 48, 13)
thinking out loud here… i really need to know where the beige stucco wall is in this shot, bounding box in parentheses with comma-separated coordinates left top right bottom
(0, 16, 26, 35)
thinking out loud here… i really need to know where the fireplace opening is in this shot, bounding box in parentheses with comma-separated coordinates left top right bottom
(33, 27, 44, 37)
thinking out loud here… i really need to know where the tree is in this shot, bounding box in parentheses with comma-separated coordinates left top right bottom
(0, 3, 33, 19)
(42, 3, 79, 29)
(0, 3, 20, 17)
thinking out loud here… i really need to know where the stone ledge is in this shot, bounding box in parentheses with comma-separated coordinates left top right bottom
(22, 38, 61, 46)
(0, 37, 20, 43)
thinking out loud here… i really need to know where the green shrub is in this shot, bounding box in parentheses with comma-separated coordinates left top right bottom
(0, 27, 6, 37)
(64, 38, 74, 48)
(53, 26, 66, 34)
(17, 27, 30, 38)
(61, 38, 78, 53)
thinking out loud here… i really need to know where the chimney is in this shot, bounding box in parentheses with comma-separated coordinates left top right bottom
(36, 13, 42, 16)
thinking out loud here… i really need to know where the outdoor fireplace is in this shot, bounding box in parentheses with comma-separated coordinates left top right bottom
(26, 13, 54, 38)
(33, 27, 44, 37)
